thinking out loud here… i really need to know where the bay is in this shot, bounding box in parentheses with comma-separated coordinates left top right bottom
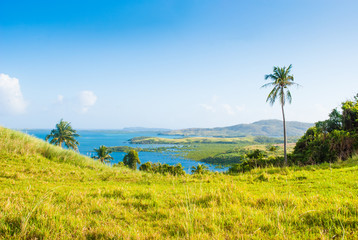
(22, 129, 228, 173)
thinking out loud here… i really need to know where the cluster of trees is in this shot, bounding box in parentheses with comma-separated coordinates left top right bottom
(293, 94, 358, 164)
(139, 162, 185, 176)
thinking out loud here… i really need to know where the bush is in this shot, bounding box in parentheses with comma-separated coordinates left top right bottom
(228, 155, 285, 174)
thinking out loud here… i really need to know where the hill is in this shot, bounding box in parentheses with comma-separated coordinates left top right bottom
(161, 119, 313, 137)
(1, 126, 357, 239)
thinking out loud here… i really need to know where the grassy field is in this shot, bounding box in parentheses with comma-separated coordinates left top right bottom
(1, 127, 358, 239)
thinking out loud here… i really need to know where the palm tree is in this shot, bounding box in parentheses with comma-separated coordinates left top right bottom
(92, 145, 114, 163)
(45, 119, 80, 151)
(262, 64, 299, 165)
(191, 164, 209, 174)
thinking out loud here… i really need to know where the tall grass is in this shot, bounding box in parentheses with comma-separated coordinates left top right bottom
(0, 126, 107, 170)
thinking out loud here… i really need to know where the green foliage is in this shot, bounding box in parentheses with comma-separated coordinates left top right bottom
(139, 162, 185, 176)
(113, 161, 124, 167)
(109, 146, 143, 153)
(92, 145, 114, 163)
(123, 149, 141, 170)
(191, 164, 209, 174)
(45, 119, 80, 151)
(267, 145, 278, 152)
(254, 136, 282, 144)
(263, 64, 297, 106)
(294, 94, 358, 164)
(342, 94, 358, 131)
(228, 149, 284, 173)
(246, 149, 267, 160)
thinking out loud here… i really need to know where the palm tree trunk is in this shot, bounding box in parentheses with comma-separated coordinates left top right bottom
(281, 103, 288, 166)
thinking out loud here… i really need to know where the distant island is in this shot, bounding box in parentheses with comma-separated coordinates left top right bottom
(160, 119, 313, 137)
(121, 127, 171, 132)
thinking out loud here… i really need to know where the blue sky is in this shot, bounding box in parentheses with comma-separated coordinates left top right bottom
(1, 0, 357, 129)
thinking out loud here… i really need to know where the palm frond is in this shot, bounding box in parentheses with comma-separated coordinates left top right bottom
(263, 64, 297, 107)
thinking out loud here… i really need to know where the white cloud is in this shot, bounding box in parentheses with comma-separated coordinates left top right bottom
(0, 73, 27, 114)
(57, 94, 64, 103)
(236, 104, 246, 112)
(222, 104, 235, 115)
(78, 90, 97, 113)
(199, 103, 215, 112)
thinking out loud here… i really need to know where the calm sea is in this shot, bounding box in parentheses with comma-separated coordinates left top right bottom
(22, 130, 228, 173)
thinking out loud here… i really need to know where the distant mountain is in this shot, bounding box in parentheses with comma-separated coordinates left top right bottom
(122, 127, 171, 132)
(161, 120, 313, 137)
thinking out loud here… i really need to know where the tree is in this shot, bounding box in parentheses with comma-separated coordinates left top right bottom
(45, 119, 80, 151)
(191, 164, 209, 174)
(123, 150, 141, 170)
(262, 64, 299, 165)
(92, 145, 113, 163)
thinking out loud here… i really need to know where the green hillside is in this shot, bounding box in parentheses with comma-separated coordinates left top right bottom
(1, 127, 358, 239)
(162, 119, 313, 137)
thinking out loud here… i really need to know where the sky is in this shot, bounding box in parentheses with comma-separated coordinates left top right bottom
(0, 0, 357, 129)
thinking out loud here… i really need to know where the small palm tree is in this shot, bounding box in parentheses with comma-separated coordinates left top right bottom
(46, 119, 80, 151)
(262, 64, 299, 165)
(92, 145, 114, 163)
(191, 164, 209, 174)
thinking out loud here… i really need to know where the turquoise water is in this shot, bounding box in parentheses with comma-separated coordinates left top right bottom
(23, 130, 228, 173)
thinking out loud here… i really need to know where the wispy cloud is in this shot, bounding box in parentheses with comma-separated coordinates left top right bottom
(78, 90, 97, 113)
(199, 96, 246, 116)
(236, 104, 246, 112)
(199, 103, 215, 112)
(222, 104, 235, 115)
(57, 94, 64, 103)
(0, 73, 27, 114)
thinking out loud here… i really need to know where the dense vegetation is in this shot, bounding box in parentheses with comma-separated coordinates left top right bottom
(293, 94, 358, 164)
(227, 94, 358, 173)
(1, 127, 357, 239)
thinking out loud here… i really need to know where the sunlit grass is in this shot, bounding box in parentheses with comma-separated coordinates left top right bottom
(1, 127, 357, 239)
